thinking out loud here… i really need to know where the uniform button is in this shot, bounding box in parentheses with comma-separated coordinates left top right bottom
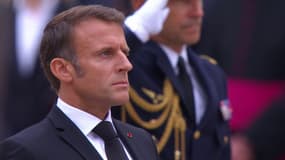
(224, 136, 229, 144)
(175, 150, 181, 160)
(193, 130, 201, 140)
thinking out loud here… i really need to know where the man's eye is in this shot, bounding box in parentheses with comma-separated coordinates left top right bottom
(100, 51, 112, 57)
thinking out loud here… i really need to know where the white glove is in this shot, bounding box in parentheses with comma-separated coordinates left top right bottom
(125, 0, 170, 42)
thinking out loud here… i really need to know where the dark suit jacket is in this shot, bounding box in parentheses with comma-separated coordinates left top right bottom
(0, 0, 79, 139)
(0, 106, 159, 160)
(113, 28, 231, 160)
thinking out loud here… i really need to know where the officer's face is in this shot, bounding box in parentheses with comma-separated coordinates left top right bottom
(154, 0, 204, 52)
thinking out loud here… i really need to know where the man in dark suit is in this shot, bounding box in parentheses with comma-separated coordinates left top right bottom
(0, 5, 159, 160)
(0, 0, 80, 140)
(113, 0, 231, 159)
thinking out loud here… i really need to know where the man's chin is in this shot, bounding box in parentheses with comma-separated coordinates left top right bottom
(185, 36, 201, 45)
(112, 95, 130, 106)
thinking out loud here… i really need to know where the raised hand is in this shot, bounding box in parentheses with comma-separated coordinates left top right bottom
(125, 0, 170, 42)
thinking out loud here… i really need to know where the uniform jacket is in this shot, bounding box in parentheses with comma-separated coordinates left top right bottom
(0, 106, 159, 160)
(113, 28, 231, 160)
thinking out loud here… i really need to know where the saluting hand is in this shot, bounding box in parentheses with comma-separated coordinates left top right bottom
(125, 0, 170, 42)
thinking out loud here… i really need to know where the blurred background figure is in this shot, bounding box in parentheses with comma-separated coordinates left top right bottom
(231, 95, 285, 160)
(0, 0, 80, 140)
(195, 0, 285, 159)
(194, 0, 285, 132)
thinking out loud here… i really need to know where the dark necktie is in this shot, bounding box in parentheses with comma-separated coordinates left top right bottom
(177, 56, 196, 125)
(93, 121, 129, 160)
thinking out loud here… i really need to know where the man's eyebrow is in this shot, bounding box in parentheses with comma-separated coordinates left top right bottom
(95, 47, 112, 53)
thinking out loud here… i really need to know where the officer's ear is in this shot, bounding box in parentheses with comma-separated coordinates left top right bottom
(130, 0, 145, 10)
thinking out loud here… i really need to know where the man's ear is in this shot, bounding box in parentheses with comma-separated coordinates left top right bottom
(50, 58, 74, 82)
(131, 0, 145, 10)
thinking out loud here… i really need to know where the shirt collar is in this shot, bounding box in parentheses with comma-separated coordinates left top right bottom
(159, 44, 189, 74)
(56, 98, 113, 136)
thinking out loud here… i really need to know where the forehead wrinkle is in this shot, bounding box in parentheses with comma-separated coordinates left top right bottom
(73, 19, 126, 53)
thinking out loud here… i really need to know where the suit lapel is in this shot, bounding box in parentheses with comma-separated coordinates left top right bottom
(186, 48, 219, 128)
(149, 42, 195, 122)
(149, 42, 186, 103)
(113, 120, 144, 160)
(48, 106, 103, 160)
(150, 42, 219, 128)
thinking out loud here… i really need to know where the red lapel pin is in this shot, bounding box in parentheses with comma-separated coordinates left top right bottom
(127, 132, 133, 138)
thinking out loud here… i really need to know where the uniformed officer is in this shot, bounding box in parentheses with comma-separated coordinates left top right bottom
(113, 0, 232, 159)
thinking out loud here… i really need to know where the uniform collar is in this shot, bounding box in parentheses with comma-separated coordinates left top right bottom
(159, 44, 189, 74)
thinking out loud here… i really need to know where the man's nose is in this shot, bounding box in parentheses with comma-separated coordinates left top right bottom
(118, 52, 133, 72)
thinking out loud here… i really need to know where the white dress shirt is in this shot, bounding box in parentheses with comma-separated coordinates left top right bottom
(160, 44, 207, 124)
(14, 0, 58, 77)
(56, 98, 132, 160)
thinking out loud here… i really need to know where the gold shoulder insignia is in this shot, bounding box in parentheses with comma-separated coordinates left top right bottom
(199, 54, 218, 65)
(142, 88, 163, 104)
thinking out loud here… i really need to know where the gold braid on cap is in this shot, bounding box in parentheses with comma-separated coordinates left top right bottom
(122, 79, 186, 160)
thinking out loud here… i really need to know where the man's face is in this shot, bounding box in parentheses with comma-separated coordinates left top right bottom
(71, 19, 132, 108)
(154, 0, 204, 52)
